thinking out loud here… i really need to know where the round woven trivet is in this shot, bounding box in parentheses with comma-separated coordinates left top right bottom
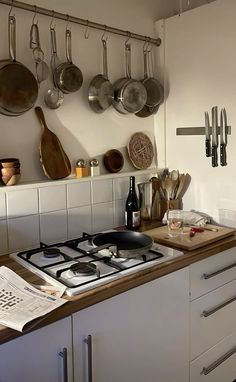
(127, 132, 154, 169)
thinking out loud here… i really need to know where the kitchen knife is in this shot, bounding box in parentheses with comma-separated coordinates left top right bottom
(211, 106, 218, 167)
(220, 108, 227, 166)
(204, 111, 211, 157)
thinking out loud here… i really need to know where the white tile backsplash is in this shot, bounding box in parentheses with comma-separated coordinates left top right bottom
(39, 185, 66, 213)
(67, 181, 91, 208)
(40, 210, 68, 244)
(113, 176, 129, 200)
(6, 189, 38, 218)
(68, 205, 92, 239)
(92, 179, 113, 204)
(3, 171, 151, 253)
(92, 202, 114, 233)
(8, 215, 40, 252)
(0, 220, 8, 255)
(0, 192, 6, 220)
(114, 199, 126, 227)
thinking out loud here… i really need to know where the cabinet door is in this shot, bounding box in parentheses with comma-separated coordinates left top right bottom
(73, 268, 189, 382)
(0, 317, 73, 382)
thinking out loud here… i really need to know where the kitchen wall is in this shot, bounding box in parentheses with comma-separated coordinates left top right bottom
(0, 0, 164, 182)
(0, 0, 162, 254)
(158, 0, 236, 226)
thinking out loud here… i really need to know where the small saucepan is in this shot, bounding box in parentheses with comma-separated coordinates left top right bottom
(92, 231, 153, 258)
(112, 43, 147, 114)
(55, 28, 83, 94)
(136, 49, 164, 118)
(88, 38, 114, 113)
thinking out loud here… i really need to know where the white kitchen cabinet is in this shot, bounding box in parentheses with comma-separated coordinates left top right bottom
(190, 330, 236, 382)
(0, 316, 73, 382)
(72, 267, 190, 382)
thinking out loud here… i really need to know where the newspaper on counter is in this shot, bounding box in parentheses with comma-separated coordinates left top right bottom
(0, 266, 67, 332)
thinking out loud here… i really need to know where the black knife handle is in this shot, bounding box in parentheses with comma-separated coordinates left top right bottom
(205, 139, 211, 157)
(220, 143, 227, 166)
(212, 145, 218, 167)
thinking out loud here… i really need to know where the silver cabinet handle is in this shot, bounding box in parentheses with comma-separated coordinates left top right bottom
(59, 347, 68, 382)
(201, 345, 236, 375)
(201, 295, 236, 317)
(84, 334, 93, 382)
(203, 262, 236, 279)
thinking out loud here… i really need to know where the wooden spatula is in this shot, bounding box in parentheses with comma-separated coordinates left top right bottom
(35, 106, 71, 180)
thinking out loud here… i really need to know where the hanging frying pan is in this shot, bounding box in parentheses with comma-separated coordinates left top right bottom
(55, 28, 83, 94)
(92, 231, 153, 258)
(88, 38, 114, 113)
(0, 15, 38, 116)
(112, 43, 147, 114)
(136, 49, 164, 118)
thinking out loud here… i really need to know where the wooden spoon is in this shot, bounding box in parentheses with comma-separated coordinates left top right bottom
(35, 107, 71, 180)
(175, 174, 186, 200)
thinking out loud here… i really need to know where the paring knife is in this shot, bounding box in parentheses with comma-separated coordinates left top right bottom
(204, 111, 211, 157)
(220, 108, 227, 166)
(211, 106, 218, 167)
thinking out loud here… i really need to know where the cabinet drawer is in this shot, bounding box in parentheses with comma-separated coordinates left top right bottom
(190, 248, 236, 300)
(191, 279, 236, 360)
(190, 330, 236, 382)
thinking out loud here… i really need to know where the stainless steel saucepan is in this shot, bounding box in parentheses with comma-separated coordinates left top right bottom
(136, 49, 164, 118)
(88, 38, 114, 113)
(55, 28, 83, 94)
(112, 43, 147, 114)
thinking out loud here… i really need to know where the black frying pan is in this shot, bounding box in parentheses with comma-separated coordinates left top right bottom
(0, 15, 38, 116)
(92, 231, 153, 258)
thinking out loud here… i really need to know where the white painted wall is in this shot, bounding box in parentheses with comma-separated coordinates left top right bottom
(161, 0, 236, 225)
(0, 0, 164, 182)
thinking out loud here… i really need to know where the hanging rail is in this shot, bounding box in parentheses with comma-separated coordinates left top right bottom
(0, 0, 161, 46)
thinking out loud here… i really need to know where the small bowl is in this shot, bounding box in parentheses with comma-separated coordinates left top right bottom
(1, 167, 20, 176)
(103, 149, 124, 173)
(0, 158, 20, 168)
(1, 174, 21, 186)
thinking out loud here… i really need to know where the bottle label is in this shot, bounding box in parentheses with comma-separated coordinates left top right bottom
(125, 211, 140, 228)
(132, 211, 140, 227)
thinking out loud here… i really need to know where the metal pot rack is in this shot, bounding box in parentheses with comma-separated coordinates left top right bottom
(0, 0, 161, 46)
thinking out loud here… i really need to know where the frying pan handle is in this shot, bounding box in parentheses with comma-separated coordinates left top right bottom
(35, 106, 48, 130)
(143, 50, 148, 79)
(65, 28, 72, 63)
(102, 39, 108, 79)
(30, 23, 41, 49)
(8, 15, 16, 62)
(125, 43, 131, 79)
(50, 27, 57, 55)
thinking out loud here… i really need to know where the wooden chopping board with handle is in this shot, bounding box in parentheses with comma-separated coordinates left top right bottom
(35, 107, 71, 180)
(144, 224, 236, 251)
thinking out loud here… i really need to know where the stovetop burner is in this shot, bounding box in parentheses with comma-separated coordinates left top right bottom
(70, 262, 97, 276)
(43, 248, 62, 259)
(10, 231, 184, 296)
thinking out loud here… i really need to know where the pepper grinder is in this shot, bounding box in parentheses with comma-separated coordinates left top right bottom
(89, 158, 100, 176)
(76, 159, 90, 178)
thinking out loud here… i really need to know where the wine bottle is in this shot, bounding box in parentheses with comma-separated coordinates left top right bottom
(125, 176, 140, 230)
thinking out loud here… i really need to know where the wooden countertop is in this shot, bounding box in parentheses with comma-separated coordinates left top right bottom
(1, 232, 236, 345)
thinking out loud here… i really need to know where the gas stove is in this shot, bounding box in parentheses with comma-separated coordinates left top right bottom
(10, 232, 184, 296)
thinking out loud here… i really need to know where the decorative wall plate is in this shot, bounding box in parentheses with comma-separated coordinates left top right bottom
(127, 132, 154, 169)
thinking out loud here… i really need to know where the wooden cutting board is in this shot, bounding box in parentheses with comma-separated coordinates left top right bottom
(144, 224, 236, 251)
(35, 107, 71, 180)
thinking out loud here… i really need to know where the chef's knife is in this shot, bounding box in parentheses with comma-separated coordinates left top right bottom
(211, 106, 218, 167)
(220, 108, 227, 166)
(204, 111, 211, 157)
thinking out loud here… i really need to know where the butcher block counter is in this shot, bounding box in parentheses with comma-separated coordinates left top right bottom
(0, 229, 236, 345)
